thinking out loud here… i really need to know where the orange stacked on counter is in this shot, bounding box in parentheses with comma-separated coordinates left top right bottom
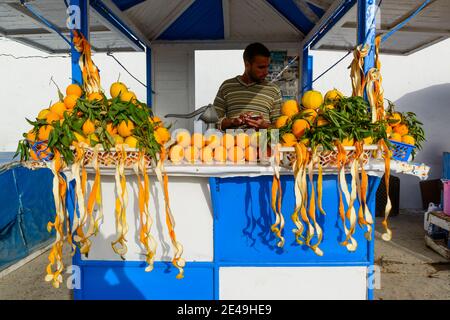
(168, 130, 267, 165)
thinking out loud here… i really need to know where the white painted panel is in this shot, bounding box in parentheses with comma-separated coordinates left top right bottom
(83, 174, 213, 262)
(153, 45, 194, 132)
(219, 267, 367, 300)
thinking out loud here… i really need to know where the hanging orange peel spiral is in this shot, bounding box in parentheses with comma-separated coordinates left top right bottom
(72, 30, 102, 95)
(379, 140, 393, 241)
(306, 149, 324, 256)
(111, 145, 129, 259)
(354, 141, 374, 240)
(133, 153, 157, 272)
(270, 144, 285, 248)
(350, 44, 369, 97)
(291, 143, 306, 245)
(155, 147, 185, 279)
(336, 142, 357, 252)
(45, 152, 69, 288)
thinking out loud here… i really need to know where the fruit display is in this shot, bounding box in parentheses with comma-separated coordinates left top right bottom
(15, 31, 184, 288)
(385, 99, 425, 159)
(168, 130, 268, 164)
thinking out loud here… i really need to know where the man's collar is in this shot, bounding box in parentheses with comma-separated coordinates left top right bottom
(237, 75, 267, 87)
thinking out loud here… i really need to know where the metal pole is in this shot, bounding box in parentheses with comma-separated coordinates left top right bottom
(357, 0, 377, 301)
(358, 0, 376, 73)
(146, 46, 152, 108)
(70, 0, 89, 85)
(301, 46, 313, 95)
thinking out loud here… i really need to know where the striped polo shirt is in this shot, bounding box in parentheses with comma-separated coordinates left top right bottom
(213, 76, 282, 126)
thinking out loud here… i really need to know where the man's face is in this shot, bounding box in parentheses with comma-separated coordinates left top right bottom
(245, 55, 270, 83)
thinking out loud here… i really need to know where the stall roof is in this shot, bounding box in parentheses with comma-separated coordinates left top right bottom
(0, 0, 449, 55)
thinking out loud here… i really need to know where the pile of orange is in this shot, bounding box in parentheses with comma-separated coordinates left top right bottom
(277, 89, 343, 147)
(168, 131, 266, 164)
(386, 112, 415, 145)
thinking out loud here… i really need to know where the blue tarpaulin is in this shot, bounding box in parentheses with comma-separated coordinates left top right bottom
(0, 165, 55, 271)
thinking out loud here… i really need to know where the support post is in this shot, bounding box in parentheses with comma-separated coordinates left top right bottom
(70, 0, 89, 85)
(146, 46, 152, 108)
(301, 46, 313, 95)
(357, 0, 377, 301)
(358, 0, 376, 74)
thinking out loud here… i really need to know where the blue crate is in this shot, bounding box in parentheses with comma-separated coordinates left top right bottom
(390, 140, 415, 162)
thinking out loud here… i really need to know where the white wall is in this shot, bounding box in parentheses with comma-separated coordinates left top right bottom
(0, 37, 146, 152)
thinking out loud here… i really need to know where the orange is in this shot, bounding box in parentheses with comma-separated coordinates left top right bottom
(124, 136, 139, 148)
(155, 127, 170, 144)
(38, 125, 52, 141)
(64, 95, 78, 110)
(26, 130, 36, 142)
(245, 146, 258, 162)
(169, 145, 184, 163)
(110, 82, 128, 99)
(46, 112, 60, 124)
(389, 113, 402, 127)
(191, 133, 205, 148)
(227, 146, 245, 163)
(281, 100, 299, 117)
(390, 133, 402, 142)
(201, 146, 214, 163)
(386, 126, 393, 136)
(301, 90, 323, 109)
(112, 135, 124, 145)
(214, 146, 227, 163)
(82, 119, 96, 135)
(363, 136, 374, 145)
(292, 119, 310, 139)
(149, 116, 162, 128)
(316, 116, 329, 127)
(342, 137, 354, 147)
(118, 120, 135, 138)
(324, 89, 343, 102)
(120, 91, 137, 103)
(281, 133, 297, 147)
(222, 133, 235, 149)
(249, 132, 261, 148)
(50, 102, 67, 119)
(66, 84, 82, 97)
(106, 123, 118, 135)
(175, 130, 191, 147)
(184, 146, 200, 163)
(235, 133, 250, 149)
(393, 124, 408, 136)
(401, 135, 415, 145)
(73, 132, 87, 145)
(37, 109, 50, 120)
(303, 109, 317, 123)
(275, 115, 289, 129)
(88, 92, 104, 102)
(205, 133, 221, 149)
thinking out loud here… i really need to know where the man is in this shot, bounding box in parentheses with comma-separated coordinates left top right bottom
(213, 43, 282, 130)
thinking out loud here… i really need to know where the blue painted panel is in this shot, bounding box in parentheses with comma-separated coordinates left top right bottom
(158, 0, 224, 40)
(78, 262, 214, 300)
(14, 167, 55, 250)
(266, 0, 314, 35)
(111, 0, 145, 11)
(0, 167, 55, 270)
(212, 175, 380, 264)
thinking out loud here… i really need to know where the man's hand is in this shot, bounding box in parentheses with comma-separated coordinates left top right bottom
(220, 117, 245, 130)
(243, 114, 270, 129)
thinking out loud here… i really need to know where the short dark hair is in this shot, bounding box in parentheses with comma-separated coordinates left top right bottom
(243, 43, 270, 63)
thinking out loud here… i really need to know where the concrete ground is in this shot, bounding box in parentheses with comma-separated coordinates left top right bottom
(0, 210, 448, 300)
